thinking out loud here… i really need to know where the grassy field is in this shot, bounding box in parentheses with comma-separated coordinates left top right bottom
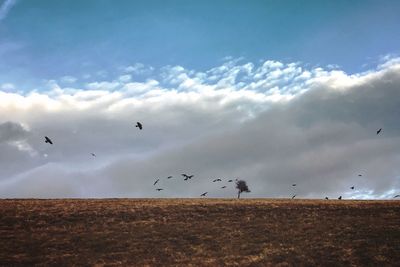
(1, 199, 399, 266)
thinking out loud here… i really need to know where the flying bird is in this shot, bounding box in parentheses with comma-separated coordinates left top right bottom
(350, 186, 355, 190)
(228, 180, 233, 182)
(292, 184, 296, 187)
(291, 194, 296, 199)
(393, 195, 400, 198)
(135, 122, 143, 130)
(200, 192, 208, 196)
(358, 174, 362, 177)
(44, 136, 53, 145)
(325, 197, 329, 200)
(376, 128, 382, 135)
(221, 186, 226, 189)
(91, 153, 96, 157)
(156, 188, 163, 191)
(338, 196, 342, 200)
(182, 174, 193, 180)
(213, 179, 222, 182)
(167, 176, 173, 179)
(153, 179, 160, 186)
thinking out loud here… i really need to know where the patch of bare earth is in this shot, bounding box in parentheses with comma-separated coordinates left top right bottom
(1, 199, 399, 266)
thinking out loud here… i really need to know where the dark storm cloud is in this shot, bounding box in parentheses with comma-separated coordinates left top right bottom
(99, 65, 400, 199)
(0, 121, 29, 143)
(0, 60, 399, 198)
(0, 121, 38, 179)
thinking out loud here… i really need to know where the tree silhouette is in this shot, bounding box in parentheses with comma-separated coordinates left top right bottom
(236, 180, 250, 199)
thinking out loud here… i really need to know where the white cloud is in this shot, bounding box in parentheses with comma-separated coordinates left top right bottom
(0, 58, 400, 198)
(118, 74, 132, 83)
(122, 79, 159, 95)
(123, 63, 153, 75)
(0, 0, 17, 22)
(86, 81, 120, 90)
(60, 76, 77, 83)
(1, 83, 15, 91)
(124, 63, 145, 73)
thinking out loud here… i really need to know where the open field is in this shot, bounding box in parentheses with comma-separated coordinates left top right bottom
(1, 199, 399, 266)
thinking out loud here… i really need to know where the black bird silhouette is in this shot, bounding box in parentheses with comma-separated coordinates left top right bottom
(358, 174, 362, 177)
(350, 186, 355, 190)
(338, 196, 342, 200)
(393, 195, 400, 198)
(135, 122, 143, 130)
(167, 176, 173, 179)
(213, 179, 222, 182)
(291, 194, 296, 199)
(91, 153, 96, 157)
(182, 174, 193, 180)
(221, 186, 226, 189)
(44, 136, 53, 145)
(292, 184, 296, 187)
(377, 128, 382, 135)
(228, 179, 233, 182)
(153, 179, 160, 186)
(156, 188, 163, 191)
(200, 192, 208, 196)
(325, 197, 329, 200)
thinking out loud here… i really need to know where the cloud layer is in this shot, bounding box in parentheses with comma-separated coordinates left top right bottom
(1, 58, 400, 198)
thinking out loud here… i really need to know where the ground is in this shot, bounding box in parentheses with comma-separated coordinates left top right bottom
(1, 199, 399, 266)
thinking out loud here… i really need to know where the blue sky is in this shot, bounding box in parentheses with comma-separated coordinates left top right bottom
(1, 0, 400, 90)
(1, 1, 400, 198)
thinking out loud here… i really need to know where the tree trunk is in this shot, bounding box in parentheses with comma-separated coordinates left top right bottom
(237, 191, 241, 199)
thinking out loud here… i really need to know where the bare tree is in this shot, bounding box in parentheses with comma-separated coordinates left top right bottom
(236, 180, 250, 199)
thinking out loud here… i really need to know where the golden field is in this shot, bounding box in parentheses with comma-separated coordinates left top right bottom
(1, 199, 399, 266)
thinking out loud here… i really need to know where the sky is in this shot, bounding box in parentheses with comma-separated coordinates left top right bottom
(0, 0, 400, 198)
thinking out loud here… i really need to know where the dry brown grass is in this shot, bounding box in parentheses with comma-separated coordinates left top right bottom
(1, 199, 399, 266)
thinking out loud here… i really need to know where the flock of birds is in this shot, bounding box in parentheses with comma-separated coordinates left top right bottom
(288, 128, 400, 200)
(291, 183, 358, 200)
(152, 174, 236, 197)
(43, 124, 400, 199)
